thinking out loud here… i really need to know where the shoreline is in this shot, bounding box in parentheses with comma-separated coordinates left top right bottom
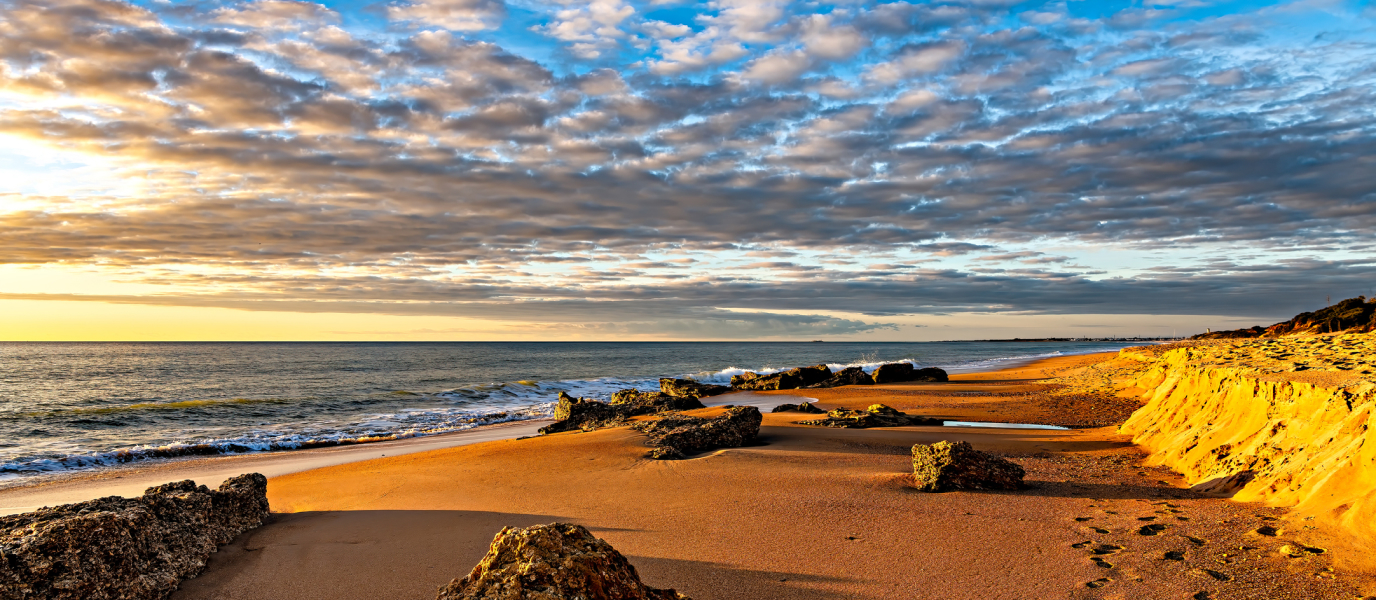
(0, 346, 1127, 505)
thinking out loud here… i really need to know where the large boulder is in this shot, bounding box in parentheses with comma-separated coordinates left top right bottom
(437, 523, 689, 600)
(911, 440, 1025, 492)
(797, 404, 941, 428)
(804, 367, 874, 389)
(871, 362, 915, 383)
(872, 363, 949, 384)
(732, 365, 832, 391)
(0, 473, 270, 600)
(631, 406, 762, 459)
(659, 378, 730, 400)
(911, 367, 949, 382)
(543, 391, 622, 434)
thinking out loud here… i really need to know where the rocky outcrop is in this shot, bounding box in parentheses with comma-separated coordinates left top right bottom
(731, 365, 832, 390)
(0, 473, 270, 600)
(872, 363, 949, 384)
(1117, 340, 1376, 557)
(659, 378, 730, 400)
(541, 391, 704, 435)
(911, 441, 1025, 492)
(631, 406, 762, 459)
(770, 402, 824, 413)
(437, 523, 689, 600)
(804, 367, 873, 389)
(797, 404, 940, 428)
(1192, 296, 1376, 339)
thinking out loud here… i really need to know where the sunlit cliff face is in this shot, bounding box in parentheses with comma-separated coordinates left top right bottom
(0, 0, 1374, 340)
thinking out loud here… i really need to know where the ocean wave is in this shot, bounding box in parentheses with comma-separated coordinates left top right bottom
(0, 404, 553, 477)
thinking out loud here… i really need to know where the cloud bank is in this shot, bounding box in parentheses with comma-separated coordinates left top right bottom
(1, 0, 1373, 337)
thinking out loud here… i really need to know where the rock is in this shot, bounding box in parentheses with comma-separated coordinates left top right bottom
(770, 402, 824, 414)
(541, 390, 703, 435)
(729, 371, 762, 387)
(659, 378, 730, 400)
(437, 523, 689, 600)
(910, 440, 1025, 492)
(871, 363, 949, 384)
(912, 367, 949, 382)
(631, 406, 762, 459)
(804, 366, 874, 388)
(797, 404, 941, 428)
(0, 473, 270, 600)
(732, 365, 832, 390)
(871, 362, 915, 383)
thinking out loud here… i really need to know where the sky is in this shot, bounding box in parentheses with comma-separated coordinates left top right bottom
(0, 0, 1373, 341)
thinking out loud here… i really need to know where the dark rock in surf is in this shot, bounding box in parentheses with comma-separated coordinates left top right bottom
(911, 440, 1025, 492)
(871, 363, 949, 384)
(436, 523, 689, 600)
(805, 366, 874, 388)
(659, 378, 731, 400)
(731, 365, 832, 391)
(632, 406, 762, 460)
(0, 473, 270, 600)
(797, 404, 941, 429)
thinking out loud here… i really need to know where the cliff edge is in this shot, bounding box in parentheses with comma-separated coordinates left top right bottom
(1118, 335, 1376, 569)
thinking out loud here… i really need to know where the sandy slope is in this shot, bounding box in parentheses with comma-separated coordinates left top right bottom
(167, 354, 1373, 600)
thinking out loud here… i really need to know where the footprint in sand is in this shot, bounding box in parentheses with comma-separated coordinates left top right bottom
(1192, 592, 1213, 600)
(1091, 557, 1114, 569)
(1138, 523, 1168, 536)
(1091, 527, 1110, 534)
(1164, 550, 1186, 561)
(1085, 577, 1112, 588)
(1074, 517, 1093, 522)
(1137, 516, 1157, 521)
(1091, 544, 1124, 555)
(1184, 535, 1207, 546)
(1199, 569, 1232, 581)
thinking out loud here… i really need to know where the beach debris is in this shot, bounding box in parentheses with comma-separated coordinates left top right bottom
(797, 404, 941, 429)
(731, 364, 832, 390)
(804, 366, 874, 389)
(872, 363, 949, 384)
(437, 523, 689, 600)
(0, 473, 270, 600)
(770, 402, 825, 413)
(910, 440, 1026, 492)
(658, 378, 730, 400)
(631, 406, 762, 459)
(540, 391, 704, 435)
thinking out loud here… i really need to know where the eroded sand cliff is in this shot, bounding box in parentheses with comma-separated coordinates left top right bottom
(1118, 335, 1376, 566)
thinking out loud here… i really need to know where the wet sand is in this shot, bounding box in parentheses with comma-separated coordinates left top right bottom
(157, 353, 1373, 600)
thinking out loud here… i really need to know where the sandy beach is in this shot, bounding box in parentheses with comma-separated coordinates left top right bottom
(7, 352, 1373, 600)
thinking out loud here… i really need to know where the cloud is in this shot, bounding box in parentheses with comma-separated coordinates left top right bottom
(386, 0, 505, 30)
(2, 0, 1374, 337)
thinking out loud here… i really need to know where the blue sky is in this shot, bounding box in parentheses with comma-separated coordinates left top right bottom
(0, 0, 1373, 340)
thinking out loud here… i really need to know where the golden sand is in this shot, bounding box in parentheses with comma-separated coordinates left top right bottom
(153, 353, 1375, 600)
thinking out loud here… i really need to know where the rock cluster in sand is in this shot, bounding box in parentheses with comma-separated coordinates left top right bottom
(911, 440, 1026, 492)
(540, 390, 705, 434)
(437, 523, 689, 600)
(798, 404, 941, 428)
(631, 406, 762, 459)
(0, 473, 269, 600)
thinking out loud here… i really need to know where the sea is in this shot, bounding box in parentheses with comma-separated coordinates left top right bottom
(0, 341, 1138, 482)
